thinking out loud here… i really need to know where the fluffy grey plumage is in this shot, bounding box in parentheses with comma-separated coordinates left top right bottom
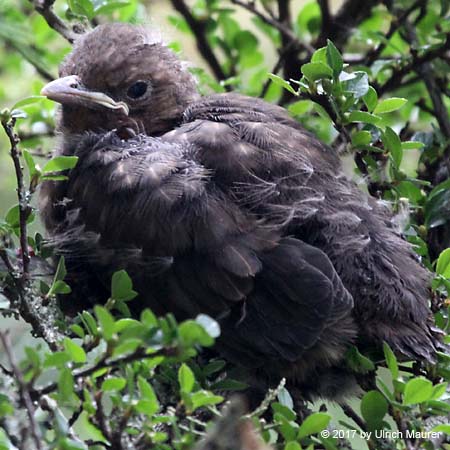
(39, 23, 439, 398)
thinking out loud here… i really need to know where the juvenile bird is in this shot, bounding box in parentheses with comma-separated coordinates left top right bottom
(40, 23, 439, 398)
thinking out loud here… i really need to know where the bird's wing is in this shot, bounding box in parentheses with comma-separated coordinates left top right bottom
(163, 93, 438, 362)
(59, 129, 354, 371)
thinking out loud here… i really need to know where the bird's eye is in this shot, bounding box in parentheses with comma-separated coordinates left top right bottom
(127, 81, 148, 99)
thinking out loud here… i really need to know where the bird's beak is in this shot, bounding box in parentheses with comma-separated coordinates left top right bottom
(40, 75, 129, 116)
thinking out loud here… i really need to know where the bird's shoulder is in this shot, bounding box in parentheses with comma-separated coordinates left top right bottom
(162, 93, 340, 174)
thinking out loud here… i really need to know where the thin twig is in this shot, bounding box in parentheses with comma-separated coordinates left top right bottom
(230, 0, 314, 54)
(4, 39, 55, 81)
(0, 249, 16, 275)
(390, 405, 416, 450)
(403, 22, 450, 177)
(170, 0, 228, 81)
(341, 403, 367, 432)
(261, 40, 299, 98)
(1, 118, 61, 350)
(0, 331, 43, 450)
(317, 0, 331, 34)
(376, 32, 450, 95)
(30, 0, 81, 43)
(1, 118, 30, 276)
(33, 346, 178, 398)
(364, 0, 426, 66)
(317, 0, 383, 48)
(19, 129, 55, 142)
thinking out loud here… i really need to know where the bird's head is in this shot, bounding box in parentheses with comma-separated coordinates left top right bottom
(41, 23, 199, 136)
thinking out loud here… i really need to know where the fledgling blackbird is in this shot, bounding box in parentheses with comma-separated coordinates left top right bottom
(40, 23, 439, 398)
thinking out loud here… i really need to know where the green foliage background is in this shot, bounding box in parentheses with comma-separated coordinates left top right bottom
(1, 1, 450, 450)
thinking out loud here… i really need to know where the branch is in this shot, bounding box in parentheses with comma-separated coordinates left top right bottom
(170, 0, 228, 81)
(30, 0, 82, 43)
(19, 129, 55, 142)
(1, 118, 30, 276)
(276, 0, 306, 104)
(0, 249, 16, 276)
(0, 331, 43, 450)
(230, 0, 314, 54)
(317, 0, 331, 34)
(1, 117, 61, 350)
(376, 33, 450, 95)
(317, 0, 383, 48)
(4, 39, 55, 82)
(364, 0, 426, 67)
(33, 346, 179, 398)
(261, 39, 298, 98)
(404, 22, 450, 179)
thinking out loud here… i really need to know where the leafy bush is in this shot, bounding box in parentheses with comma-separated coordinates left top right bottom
(1, 1, 450, 449)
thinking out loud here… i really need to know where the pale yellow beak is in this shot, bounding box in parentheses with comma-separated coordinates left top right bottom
(41, 75, 129, 116)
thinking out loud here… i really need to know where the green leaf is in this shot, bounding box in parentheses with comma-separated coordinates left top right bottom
(268, 74, 297, 95)
(63, 338, 86, 363)
(196, 314, 220, 338)
(23, 150, 40, 178)
(210, 379, 248, 391)
(301, 62, 333, 82)
(432, 424, 450, 433)
(278, 387, 294, 410)
(178, 363, 195, 394)
(5, 204, 35, 229)
(190, 390, 223, 411)
(383, 342, 399, 379)
(363, 87, 378, 112)
(111, 270, 138, 301)
(326, 40, 343, 77)
(140, 309, 158, 328)
(101, 377, 127, 391)
(136, 376, 159, 415)
(311, 46, 327, 64)
(342, 71, 369, 98)
(382, 127, 402, 168)
(288, 100, 312, 115)
(360, 391, 388, 429)
(284, 442, 302, 450)
(347, 111, 382, 125)
(203, 359, 226, 376)
(401, 141, 425, 150)
(59, 437, 88, 450)
(436, 248, 450, 278)
(345, 346, 375, 373)
(425, 179, 450, 228)
(11, 96, 44, 110)
(297, 412, 331, 438)
(48, 257, 71, 296)
(58, 368, 75, 402)
(42, 156, 78, 174)
(80, 311, 98, 336)
(54, 256, 67, 281)
(352, 130, 372, 147)
(95, 305, 115, 340)
(93, 0, 130, 15)
(403, 377, 433, 405)
(296, 1, 321, 36)
(70, 324, 85, 338)
(44, 352, 71, 368)
(41, 175, 69, 182)
(431, 382, 448, 399)
(272, 403, 296, 421)
(68, 0, 95, 19)
(179, 320, 214, 347)
(373, 97, 407, 114)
